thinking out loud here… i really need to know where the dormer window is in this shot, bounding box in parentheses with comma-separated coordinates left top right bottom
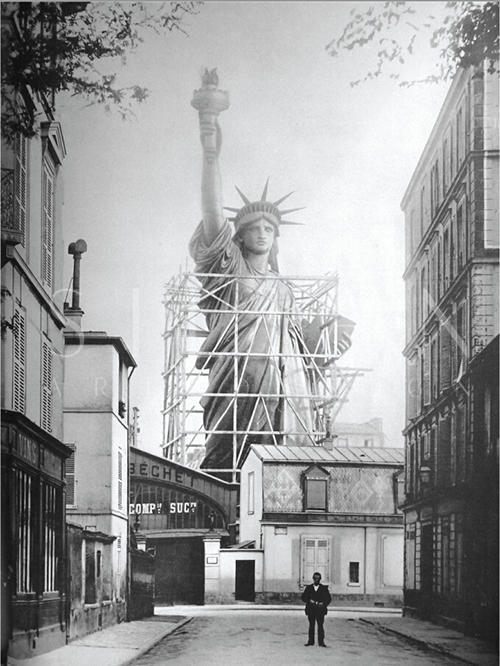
(302, 465, 330, 511)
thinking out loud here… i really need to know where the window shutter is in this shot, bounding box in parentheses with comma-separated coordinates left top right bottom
(13, 308, 26, 413)
(301, 536, 331, 585)
(14, 134, 28, 243)
(423, 341, 431, 406)
(438, 415, 451, 486)
(42, 162, 55, 289)
(66, 444, 76, 507)
(440, 319, 451, 391)
(407, 355, 418, 420)
(41, 341, 52, 432)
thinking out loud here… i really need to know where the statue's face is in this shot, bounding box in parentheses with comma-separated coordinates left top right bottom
(240, 218, 276, 255)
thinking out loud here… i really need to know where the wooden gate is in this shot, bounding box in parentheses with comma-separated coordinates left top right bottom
(152, 537, 204, 605)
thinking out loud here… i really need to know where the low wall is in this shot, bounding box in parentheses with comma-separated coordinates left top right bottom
(130, 549, 155, 620)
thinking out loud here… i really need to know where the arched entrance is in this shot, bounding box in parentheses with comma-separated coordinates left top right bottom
(129, 448, 238, 605)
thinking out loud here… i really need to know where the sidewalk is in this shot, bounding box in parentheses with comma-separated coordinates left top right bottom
(360, 616, 499, 666)
(8, 608, 498, 666)
(7, 616, 191, 666)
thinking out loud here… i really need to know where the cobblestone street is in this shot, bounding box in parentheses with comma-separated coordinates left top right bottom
(132, 610, 460, 665)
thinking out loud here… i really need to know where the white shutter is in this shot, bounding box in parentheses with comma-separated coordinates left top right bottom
(301, 536, 331, 585)
(14, 134, 28, 243)
(41, 341, 52, 432)
(42, 161, 55, 289)
(13, 308, 26, 413)
(66, 444, 76, 507)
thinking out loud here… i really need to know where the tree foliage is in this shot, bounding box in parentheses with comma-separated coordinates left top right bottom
(325, 1, 499, 87)
(1, 1, 201, 143)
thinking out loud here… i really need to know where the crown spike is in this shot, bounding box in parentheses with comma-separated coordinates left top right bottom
(261, 178, 270, 201)
(223, 206, 241, 213)
(279, 207, 305, 216)
(280, 220, 305, 226)
(235, 185, 250, 205)
(273, 191, 294, 207)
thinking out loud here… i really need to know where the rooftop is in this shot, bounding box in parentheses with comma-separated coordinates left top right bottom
(248, 444, 404, 466)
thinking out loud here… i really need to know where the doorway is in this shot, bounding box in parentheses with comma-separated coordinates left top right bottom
(235, 560, 255, 601)
(153, 537, 204, 604)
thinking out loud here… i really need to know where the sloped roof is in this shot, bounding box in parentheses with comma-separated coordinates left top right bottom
(248, 444, 404, 466)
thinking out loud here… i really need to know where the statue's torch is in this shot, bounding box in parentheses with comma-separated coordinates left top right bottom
(191, 69, 230, 156)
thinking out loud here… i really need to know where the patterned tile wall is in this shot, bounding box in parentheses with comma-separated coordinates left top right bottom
(263, 464, 396, 514)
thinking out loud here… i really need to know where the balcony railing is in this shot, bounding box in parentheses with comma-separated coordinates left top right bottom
(1, 167, 23, 246)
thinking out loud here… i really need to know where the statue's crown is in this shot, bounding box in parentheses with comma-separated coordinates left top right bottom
(224, 179, 304, 236)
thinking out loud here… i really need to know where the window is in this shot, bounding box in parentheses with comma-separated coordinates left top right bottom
(247, 471, 254, 514)
(305, 479, 327, 510)
(363, 438, 373, 448)
(431, 161, 440, 215)
(439, 318, 451, 391)
(442, 138, 449, 194)
(14, 133, 28, 245)
(85, 540, 96, 604)
(41, 340, 53, 432)
(456, 107, 464, 168)
(407, 354, 418, 420)
(456, 302, 467, 375)
(96, 550, 102, 578)
(430, 335, 438, 399)
(42, 482, 59, 592)
(430, 244, 437, 309)
(13, 307, 26, 414)
(349, 561, 360, 584)
(301, 536, 330, 585)
(450, 214, 457, 281)
(419, 186, 426, 238)
(456, 402, 466, 483)
(65, 444, 76, 507)
(15, 468, 35, 593)
(423, 340, 430, 406)
(457, 203, 465, 269)
(437, 236, 442, 300)
(443, 227, 450, 292)
(41, 158, 55, 289)
(117, 450, 123, 509)
(405, 524, 416, 590)
(337, 437, 348, 447)
(303, 465, 329, 511)
(420, 266, 427, 322)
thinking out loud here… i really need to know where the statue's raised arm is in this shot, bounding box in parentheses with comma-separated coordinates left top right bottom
(191, 68, 230, 243)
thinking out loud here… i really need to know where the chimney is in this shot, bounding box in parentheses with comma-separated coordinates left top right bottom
(64, 239, 87, 329)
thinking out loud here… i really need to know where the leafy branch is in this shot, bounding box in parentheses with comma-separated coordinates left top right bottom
(1, 1, 202, 143)
(325, 1, 499, 87)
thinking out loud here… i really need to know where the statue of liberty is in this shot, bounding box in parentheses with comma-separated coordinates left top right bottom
(189, 70, 353, 472)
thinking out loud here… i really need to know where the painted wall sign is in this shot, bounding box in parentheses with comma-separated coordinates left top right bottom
(129, 461, 194, 487)
(129, 501, 198, 516)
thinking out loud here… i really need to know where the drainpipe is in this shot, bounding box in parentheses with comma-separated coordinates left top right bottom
(363, 526, 367, 596)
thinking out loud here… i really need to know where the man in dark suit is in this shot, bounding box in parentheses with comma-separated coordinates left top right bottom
(301, 571, 332, 647)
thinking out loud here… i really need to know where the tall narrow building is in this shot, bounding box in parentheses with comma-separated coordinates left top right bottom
(401, 62, 498, 639)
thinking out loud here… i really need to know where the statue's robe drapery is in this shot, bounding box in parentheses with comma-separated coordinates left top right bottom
(189, 221, 315, 470)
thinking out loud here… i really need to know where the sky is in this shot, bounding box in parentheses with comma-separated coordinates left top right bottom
(57, 1, 451, 455)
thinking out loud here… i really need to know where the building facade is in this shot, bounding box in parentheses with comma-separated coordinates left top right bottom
(215, 444, 405, 606)
(333, 418, 387, 448)
(401, 62, 499, 639)
(63, 330, 136, 638)
(129, 447, 238, 605)
(1, 12, 72, 656)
